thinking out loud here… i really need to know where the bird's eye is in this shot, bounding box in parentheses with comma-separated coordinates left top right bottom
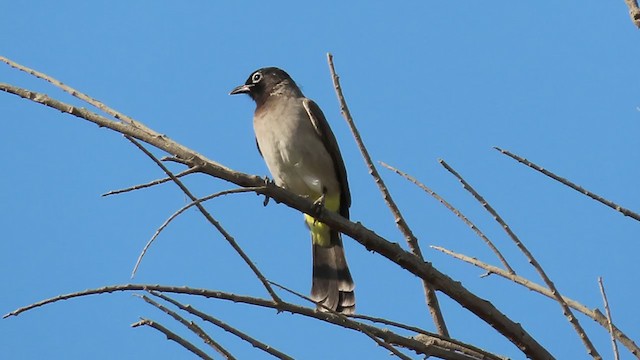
(252, 72, 262, 83)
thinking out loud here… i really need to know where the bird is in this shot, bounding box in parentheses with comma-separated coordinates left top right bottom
(230, 67, 355, 314)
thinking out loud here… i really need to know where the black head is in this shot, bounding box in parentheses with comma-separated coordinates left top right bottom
(229, 67, 301, 105)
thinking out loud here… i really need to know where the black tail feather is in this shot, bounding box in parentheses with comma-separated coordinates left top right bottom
(311, 231, 355, 314)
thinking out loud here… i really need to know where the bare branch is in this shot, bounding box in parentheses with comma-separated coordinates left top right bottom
(433, 245, 640, 357)
(365, 339, 414, 360)
(598, 278, 620, 360)
(326, 53, 449, 338)
(0, 81, 552, 359)
(137, 294, 236, 360)
(132, 187, 265, 278)
(102, 167, 198, 197)
(0, 82, 234, 175)
(148, 291, 294, 360)
(267, 281, 330, 311)
(5, 284, 505, 359)
(131, 318, 214, 360)
(266, 281, 416, 360)
(494, 147, 640, 222)
(269, 281, 503, 360)
(0, 55, 139, 126)
(124, 136, 281, 302)
(439, 159, 602, 359)
(380, 161, 515, 274)
(624, 0, 640, 28)
(349, 313, 507, 360)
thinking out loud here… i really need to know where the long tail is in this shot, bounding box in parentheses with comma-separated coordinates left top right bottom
(311, 230, 355, 314)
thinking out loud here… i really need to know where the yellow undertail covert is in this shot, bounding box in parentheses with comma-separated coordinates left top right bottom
(304, 193, 341, 247)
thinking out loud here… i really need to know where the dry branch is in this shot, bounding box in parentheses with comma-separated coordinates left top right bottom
(440, 159, 601, 359)
(137, 294, 236, 360)
(0, 80, 552, 359)
(380, 161, 515, 274)
(0, 54, 560, 358)
(124, 135, 281, 302)
(326, 53, 449, 337)
(432, 245, 640, 357)
(132, 187, 264, 278)
(624, 0, 640, 28)
(132, 318, 214, 360)
(5, 284, 505, 360)
(148, 291, 294, 360)
(598, 278, 620, 360)
(495, 147, 640, 222)
(102, 168, 198, 197)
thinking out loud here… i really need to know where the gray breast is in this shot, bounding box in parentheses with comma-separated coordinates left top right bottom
(253, 97, 340, 197)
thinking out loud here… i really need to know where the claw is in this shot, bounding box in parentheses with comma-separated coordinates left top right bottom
(262, 176, 273, 206)
(312, 192, 326, 225)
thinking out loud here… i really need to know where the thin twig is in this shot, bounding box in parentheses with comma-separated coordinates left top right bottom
(326, 52, 449, 337)
(131, 318, 213, 360)
(148, 291, 294, 360)
(439, 159, 602, 359)
(380, 161, 515, 274)
(124, 136, 281, 303)
(624, 0, 640, 28)
(267, 281, 329, 311)
(137, 294, 235, 360)
(495, 147, 640, 222)
(349, 313, 437, 337)
(0, 56, 139, 126)
(598, 278, 620, 360)
(0, 81, 552, 359)
(102, 168, 198, 197)
(363, 334, 414, 360)
(131, 187, 265, 278)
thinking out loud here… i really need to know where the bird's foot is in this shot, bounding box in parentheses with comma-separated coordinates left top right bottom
(312, 193, 326, 225)
(262, 176, 274, 206)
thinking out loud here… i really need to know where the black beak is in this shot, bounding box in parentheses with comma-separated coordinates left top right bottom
(229, 84, 253, 95)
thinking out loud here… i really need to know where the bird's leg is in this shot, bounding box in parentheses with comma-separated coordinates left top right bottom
(312, 187, 328, 225)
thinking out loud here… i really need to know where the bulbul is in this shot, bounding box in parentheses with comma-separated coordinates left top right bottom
(230, 67, 355, 314)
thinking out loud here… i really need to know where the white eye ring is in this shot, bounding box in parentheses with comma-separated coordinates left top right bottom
(252, 72, 262, 83)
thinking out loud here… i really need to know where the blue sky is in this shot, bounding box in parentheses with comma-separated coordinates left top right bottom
(1, 1, 639, 359)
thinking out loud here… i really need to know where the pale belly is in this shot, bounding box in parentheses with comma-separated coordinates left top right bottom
(254, 101, 340, 200)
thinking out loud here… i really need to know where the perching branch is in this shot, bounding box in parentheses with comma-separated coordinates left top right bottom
(0, 78, 552, 359)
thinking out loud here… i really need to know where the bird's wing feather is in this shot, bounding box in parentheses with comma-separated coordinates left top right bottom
(255, 137, 263, 157)
(302, 98, 351, 218)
